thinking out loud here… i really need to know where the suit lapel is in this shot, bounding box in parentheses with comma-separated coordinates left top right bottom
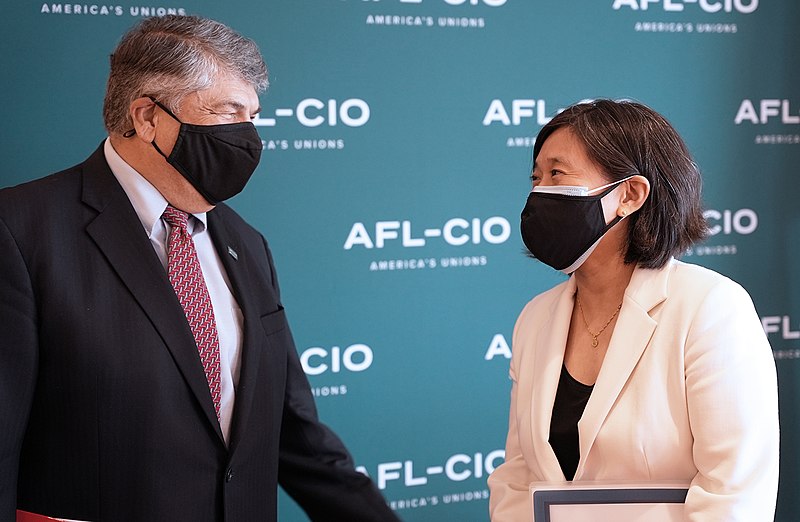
(81, 146, 224, 443)
(207, 209, 274, 454)
(529, 277, 577, 481)
(574, 263, 671, 478)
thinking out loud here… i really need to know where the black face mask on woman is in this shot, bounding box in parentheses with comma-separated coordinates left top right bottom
(520, 177, 632, 274)
(149, 98, 263, 205)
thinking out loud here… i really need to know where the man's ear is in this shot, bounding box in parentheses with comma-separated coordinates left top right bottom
(129, 97, 159, 142)
(617, 175, 650, 217)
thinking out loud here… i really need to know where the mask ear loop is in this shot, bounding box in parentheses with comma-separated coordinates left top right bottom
(122, 96, 178, 139)
(586, 175, 635, 196)
(147, 96, 183, 123)
(151, 139, 170, 160)
(559, 213, 625, 275)
(560, 180, 631, 274)
(145, 96, 182, 160)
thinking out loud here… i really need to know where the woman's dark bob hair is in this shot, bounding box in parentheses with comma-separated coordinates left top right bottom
(533, 99, 708, 269)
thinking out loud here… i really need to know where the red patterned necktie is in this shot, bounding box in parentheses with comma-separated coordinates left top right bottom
(162, 205, 222, 420)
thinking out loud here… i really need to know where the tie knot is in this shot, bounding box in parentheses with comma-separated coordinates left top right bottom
(162, 205, 189, 230)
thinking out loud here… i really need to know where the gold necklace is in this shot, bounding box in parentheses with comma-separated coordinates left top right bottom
(576, 295, 622, 348)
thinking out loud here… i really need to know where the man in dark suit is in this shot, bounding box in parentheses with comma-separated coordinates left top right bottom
(0, 14, 399, 522)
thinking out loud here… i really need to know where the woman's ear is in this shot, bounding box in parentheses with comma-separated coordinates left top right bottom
(617, 175, 650, 217)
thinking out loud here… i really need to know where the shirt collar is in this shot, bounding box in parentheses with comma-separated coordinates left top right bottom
(103, 138, 208, 236)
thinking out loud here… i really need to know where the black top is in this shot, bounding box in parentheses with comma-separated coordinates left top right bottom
(549, 364, 594, 480)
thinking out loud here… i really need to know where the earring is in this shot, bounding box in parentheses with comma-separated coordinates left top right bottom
(619, 209, 627, 217)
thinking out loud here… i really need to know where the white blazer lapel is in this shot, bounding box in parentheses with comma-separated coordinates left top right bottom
(528, 276, 578, 481)
(574, 262, 672, 479)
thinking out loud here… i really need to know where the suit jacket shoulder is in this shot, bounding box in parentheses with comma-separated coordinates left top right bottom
(0, 154, 87, 224)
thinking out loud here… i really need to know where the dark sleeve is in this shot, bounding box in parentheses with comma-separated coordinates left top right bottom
(0, 215, 38, 519)
(263, 240, 400, 522)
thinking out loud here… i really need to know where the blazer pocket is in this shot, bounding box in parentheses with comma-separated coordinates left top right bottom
(260, 306, 288, 335)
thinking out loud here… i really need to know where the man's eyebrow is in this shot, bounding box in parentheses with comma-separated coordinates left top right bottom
(211, 100, 259, 114)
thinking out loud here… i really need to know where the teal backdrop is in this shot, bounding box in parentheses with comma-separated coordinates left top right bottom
(2, 1, 798, 520)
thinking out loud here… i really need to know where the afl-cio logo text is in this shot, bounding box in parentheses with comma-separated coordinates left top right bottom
(254, 98, 370, 128)
(301, 344, 374, 375)
(704, 209, 757, 236)
(344, 217, 511, 249)
(395, 0, 507, 5)
(735, 99, 800, 125)
(483, 99, 554, 126)
(360, 449, 506, 489)
(612, 0, 758, 13)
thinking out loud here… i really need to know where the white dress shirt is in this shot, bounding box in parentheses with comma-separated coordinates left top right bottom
(104, 138, 242, 443)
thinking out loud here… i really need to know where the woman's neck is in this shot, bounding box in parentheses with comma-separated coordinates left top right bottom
(573, 244, 636, 306)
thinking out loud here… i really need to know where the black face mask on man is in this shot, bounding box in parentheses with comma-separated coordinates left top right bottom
(520, 177, 632, 274)
(149, 97, 263, 205)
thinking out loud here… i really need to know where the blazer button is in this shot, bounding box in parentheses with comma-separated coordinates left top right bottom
(225, 468, 234, 482)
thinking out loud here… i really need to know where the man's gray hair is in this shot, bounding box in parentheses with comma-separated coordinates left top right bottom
(103, 15, 269, 135)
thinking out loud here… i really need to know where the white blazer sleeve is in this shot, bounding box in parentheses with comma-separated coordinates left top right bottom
(488, 300, 544, 522)
(487, 360, 535, 522)
(683, 277, 779, 521)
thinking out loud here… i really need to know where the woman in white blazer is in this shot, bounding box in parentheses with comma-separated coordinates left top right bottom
(488, 100, 779, 521)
